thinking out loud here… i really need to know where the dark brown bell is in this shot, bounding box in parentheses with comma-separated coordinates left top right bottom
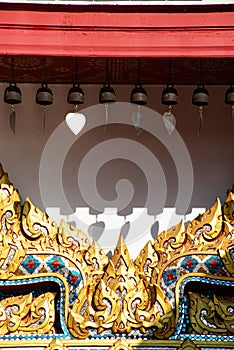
(192, 85, 209, 106)
(67, 84, 84, 105)
(99, 84, 116, 104)
(225, 85, 234, 105)
(162, 84, 178, 105)
(130, 84, 147, 105)
(36, 83, 53, 105)
(4, 82, 22, 105)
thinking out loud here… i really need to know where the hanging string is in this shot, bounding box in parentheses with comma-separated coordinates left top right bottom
(162, 58, 177, 135)
(199, 58, 203, 85)
(232, 59, 234, 126)
(43, 57, 47, 133)
(10, 57, 16, 133)
(43, 57, 47, 83)
(105, 58, 109, 84)
(11, 57, 15, 82)
(198, 59, 204, 136)
(137, 58, 141, 84)
(168, 59, 172, 85)
(104, 59, 110, 133)
(75, 58, 78, 84)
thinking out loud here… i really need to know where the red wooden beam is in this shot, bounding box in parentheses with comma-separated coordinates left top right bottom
(0, 10, 234, 57)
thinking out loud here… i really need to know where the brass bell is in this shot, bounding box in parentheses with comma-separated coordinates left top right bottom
(67, 83, 84, 105)
(192, 84, 209, 106)
(225, 85, 234, 105)
(36, 83, 53, 105)
(130, 84, 147, 105)
(99, 84, 116, 104)
(162, 84, 178, 105)
(4, 82, 22, 105)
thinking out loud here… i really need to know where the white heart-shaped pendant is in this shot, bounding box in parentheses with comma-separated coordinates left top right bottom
(65, 112, 86, 135)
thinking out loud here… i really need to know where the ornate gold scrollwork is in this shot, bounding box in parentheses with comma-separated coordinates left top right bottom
(223, 189, 234, 226)
(22, 198, 58, 245)
(178, 338, 198, 350)
(0, 162, 234, 342)
(188, 291, 234, 334)
(108, 338, 133, 350)
(186, 198, 222, 244)
(68, 235, 174, 339)
(45, 338, 67, 350)
(0, 164, 10, 186)
(0, 292, 56, 334)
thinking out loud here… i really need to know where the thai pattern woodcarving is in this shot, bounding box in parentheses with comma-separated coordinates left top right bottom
(0, 163, 233, 349)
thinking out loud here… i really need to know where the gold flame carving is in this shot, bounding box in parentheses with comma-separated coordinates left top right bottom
(45, 339, 67, 350)
(178, 338, 198, 350)
(108, 338, 133, 350)
(68, 235, 174, 338)
(188, 291, 234, 335)
(0, 292, 56, 334)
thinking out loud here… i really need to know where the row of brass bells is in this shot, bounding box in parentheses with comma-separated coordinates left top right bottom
(130, 84, 147, 105)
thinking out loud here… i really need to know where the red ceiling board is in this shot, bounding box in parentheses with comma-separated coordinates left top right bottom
(0, 10, 233, 58)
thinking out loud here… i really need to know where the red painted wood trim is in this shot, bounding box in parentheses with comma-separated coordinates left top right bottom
(0, 10, 234, 57)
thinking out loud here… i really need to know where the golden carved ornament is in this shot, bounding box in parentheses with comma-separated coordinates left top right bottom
(139, 199, 224, 286)
(178, 338, 198, 350)
(188, 291, 234, 335)
(45, 338, 67, 350)
(0, 184, 21, 234)
(223, 189, 234, 226)
(68, 235, 174, 339)
(22, 197, 58, 244)
(0, 184, 26, 279)
(108, 338, 133, 350)
(0, 164, 10, 186)
(186, 198, 222, 244)
(21, 197, 108, 282)
(58, 219, 90, 250)
(0, 292, 56, 334)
